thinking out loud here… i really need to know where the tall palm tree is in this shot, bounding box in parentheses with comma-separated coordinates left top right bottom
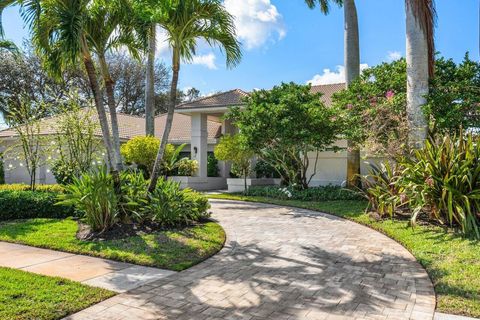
(405, 0, 436, 148)
(133, 0, 162, 136)
(145, 23, 156, 136)
(32, 0, 120, 184)
(148, 0, 241, 192)
(88, 0, 141, 172)
(305, 0, 361, 188)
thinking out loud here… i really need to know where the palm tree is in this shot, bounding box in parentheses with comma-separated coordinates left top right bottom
(31, 0, 120, 184)
(305, 0, 361, 188)
(145, 23, 156, 136)
(148, 0, 242, 192)
(88, 0, 141, 172)
(405, 0, 436, 148)
(133, 0, 162, 136)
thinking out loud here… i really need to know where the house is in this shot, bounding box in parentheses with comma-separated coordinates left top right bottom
(0, 83, 377, 189)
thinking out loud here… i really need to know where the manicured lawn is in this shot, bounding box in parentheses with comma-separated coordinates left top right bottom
(0, 267, 113, 320)
(0, 219, 225, 271)
(209, 194, 480, 318)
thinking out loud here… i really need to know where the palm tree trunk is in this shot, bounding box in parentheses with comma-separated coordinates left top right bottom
(145, 23, 156, 136)
(80, 36, 119, 184)
(406, 0, 429, 148)
(99, 54, 123, 171)
(148, 48, 180, 192)
(344, 0, 361, 188)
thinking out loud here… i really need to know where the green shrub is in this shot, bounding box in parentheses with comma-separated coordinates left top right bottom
(254, 160, 280, 179)
(58, 168, 118, 232)
(400, 132, 480, 237)
(245, 185, 362, 201)
(176, 158, 199, 176)
(142, 179, 210, 227)
(51, 160, 79, 185)
(207, 154, 219, 177)
(0, 184, 64, 193)
(119, 170, 149, 222)
(359, 162, 405, 218)
(59, 169, 210, 231)
(0, 190, 74, 221)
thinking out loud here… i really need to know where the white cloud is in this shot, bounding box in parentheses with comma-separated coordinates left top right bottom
(189, 53, 218, 69)
(224, 0, 286, 50)
(387, 51, 402, 62)
(307, 64, 369, 85)
(156, 28, 170, 57)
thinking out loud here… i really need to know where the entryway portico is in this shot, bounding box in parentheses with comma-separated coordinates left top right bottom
(173, 89, 248, 190)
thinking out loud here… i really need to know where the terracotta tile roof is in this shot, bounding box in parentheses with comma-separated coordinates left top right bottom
(310, 83, 345, 106)
(0, 110, 222, 142)
(176, 85, 344, 111)
(176, 89, 249, 109)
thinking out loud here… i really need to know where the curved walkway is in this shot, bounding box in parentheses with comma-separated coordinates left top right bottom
(66, 199, 436, 320)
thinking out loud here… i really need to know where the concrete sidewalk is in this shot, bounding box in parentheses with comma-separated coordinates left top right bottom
(0, 242, 175, 292)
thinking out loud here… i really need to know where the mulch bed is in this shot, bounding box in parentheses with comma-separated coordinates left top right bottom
(76, 218, 214, 241)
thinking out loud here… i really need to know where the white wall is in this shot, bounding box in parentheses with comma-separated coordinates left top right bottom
(1, 139, 217, 185)
(306, 140, 385, 187)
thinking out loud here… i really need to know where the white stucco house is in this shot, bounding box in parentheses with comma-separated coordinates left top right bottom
(0, 83, 378, 190)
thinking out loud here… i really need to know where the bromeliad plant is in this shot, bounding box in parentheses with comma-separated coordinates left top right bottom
(399, 131, 480, 238)
(359, 162, 406, 218)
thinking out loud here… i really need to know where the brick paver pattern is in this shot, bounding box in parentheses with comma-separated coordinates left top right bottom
(66, 199, 436, 320)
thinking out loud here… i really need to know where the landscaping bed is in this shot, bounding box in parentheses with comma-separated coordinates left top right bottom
(0, 218, 225, 271)
(0, 267, 113, 320)
(208, 194, 480, 318)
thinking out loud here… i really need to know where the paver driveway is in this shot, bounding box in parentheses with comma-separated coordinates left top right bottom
(66, 199, 435, 320)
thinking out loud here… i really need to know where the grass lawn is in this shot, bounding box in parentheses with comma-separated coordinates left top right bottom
(0, 219, 225, 271)
(209, 194, 480, 318)
(0, 267, 113, 320)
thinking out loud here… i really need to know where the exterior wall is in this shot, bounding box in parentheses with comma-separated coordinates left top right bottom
(1, 138, 216, 185)
(306, 139, 385, 187)
(0, 135, 384, 189)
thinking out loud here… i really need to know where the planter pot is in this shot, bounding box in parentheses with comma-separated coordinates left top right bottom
(226, 178, 281, 193)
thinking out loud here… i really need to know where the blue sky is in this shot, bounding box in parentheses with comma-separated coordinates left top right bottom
(2, 0, 479, 95)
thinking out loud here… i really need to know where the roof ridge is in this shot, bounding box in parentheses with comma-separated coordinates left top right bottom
(177, 88, 246, 108)
(310, 82, 346, 87)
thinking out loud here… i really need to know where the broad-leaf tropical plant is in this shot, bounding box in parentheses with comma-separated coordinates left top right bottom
(148, 0, 242, 192)
(305, 0, 362, 188)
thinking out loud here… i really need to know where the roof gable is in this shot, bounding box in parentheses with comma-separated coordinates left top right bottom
(176, 89, 249, 110)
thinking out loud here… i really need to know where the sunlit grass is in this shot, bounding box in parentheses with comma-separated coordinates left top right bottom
(0, 219, 225, 271)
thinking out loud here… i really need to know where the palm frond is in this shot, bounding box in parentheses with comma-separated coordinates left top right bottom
(304, 0, 343, 14)
(159, 0, 242, 69)
(0, 38, 18, 53)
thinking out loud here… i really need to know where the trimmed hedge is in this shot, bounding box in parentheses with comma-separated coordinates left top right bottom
(0, 184, 64, 193)
(245, 185, 363, 201)
(0, 190, 74, 221)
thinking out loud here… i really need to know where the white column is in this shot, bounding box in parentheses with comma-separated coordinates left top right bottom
(219, 118, 236, 178)
(191, 113, 208, 178)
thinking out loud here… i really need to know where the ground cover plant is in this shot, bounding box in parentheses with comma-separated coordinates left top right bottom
(208, 194, 480, 318)
(0, 267, 113, 320)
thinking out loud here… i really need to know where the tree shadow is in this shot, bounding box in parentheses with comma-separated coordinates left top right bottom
(115, 237, 433, 319)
